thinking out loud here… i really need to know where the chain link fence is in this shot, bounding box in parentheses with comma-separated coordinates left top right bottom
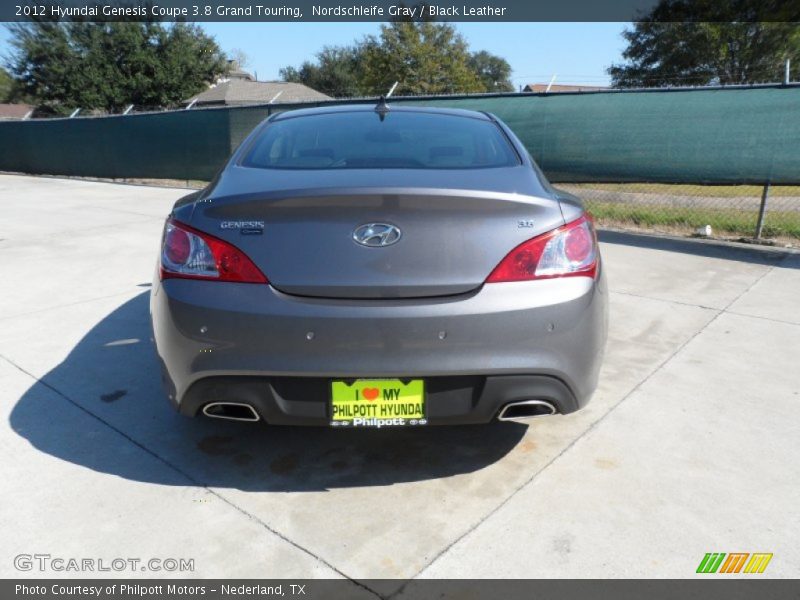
(555, 182, 800, 246)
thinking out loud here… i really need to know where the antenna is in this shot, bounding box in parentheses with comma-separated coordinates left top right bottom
(375, 95, 390, 121)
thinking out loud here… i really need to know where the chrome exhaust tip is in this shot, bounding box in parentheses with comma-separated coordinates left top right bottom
(497, 400, 557, 422)
(202, 402, 260, 422)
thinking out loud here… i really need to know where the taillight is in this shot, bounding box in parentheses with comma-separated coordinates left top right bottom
(160, 218, 268, 283)
(486, 215, 598, 283)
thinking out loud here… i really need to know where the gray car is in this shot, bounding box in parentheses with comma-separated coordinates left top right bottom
(150, 102, 608, 428)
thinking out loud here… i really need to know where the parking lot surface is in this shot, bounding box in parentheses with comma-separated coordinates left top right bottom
(1, 174, 798, 586)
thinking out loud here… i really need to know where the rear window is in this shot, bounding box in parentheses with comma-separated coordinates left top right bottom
(241, 111, 520, 170)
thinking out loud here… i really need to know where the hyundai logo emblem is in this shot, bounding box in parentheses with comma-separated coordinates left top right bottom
(352, 223, 402, 247)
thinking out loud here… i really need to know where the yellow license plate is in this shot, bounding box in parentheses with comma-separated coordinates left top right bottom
(330, 379, 426, 428)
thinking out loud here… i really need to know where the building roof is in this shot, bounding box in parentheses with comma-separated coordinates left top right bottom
(224, 59, 254, 81)
(228, 69, 254, 81)
(0, 103, 33, 119)
(523, 83, 608, 93)
(184, 80, 331, 107)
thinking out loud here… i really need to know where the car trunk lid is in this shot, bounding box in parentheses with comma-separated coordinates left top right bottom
(191, 169, 565, 299)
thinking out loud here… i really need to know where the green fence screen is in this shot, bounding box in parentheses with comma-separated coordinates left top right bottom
(1, 85, 798, 184)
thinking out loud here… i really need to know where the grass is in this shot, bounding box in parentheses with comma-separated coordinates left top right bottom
(564, 183, 800, 198)
(586, 201, 800, 240)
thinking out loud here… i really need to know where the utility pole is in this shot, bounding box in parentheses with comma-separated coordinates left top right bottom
(755, 182, 770, 240)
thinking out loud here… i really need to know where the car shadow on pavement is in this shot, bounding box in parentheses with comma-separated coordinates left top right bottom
(10, 292, 526, 492)
(598, 229, 798, 268)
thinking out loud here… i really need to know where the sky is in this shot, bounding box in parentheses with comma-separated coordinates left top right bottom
(203, 22, 629, 88)
(0, 22, 629, 89)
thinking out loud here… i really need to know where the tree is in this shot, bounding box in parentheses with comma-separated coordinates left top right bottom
(280, 45, 368, 97)
(228, 48, 250, 69)
(360, 21, 483, 95)
(0, 68, 12, 102)
(609, 1, 800, 87)
(468, 50, 514, 92)
(4, 21, 228, 113)
(281, 21, 511, 96)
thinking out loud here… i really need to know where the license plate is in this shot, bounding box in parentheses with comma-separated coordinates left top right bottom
(330, 379, 426, 428)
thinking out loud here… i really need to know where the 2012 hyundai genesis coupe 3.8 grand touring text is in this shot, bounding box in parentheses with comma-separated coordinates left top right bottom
(150, 102, 608, 428)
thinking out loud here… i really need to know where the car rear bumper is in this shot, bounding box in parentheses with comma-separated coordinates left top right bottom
(150, 266, 608, 425)
(178, 374, 577, 426)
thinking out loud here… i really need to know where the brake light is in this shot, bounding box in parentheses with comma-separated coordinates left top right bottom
(486, 215, 598, 283)
(160, 218, 268, 283)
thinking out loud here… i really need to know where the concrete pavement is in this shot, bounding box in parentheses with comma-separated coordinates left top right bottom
(0, 174, 797, 588)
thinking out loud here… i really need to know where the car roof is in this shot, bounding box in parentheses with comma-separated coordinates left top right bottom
(269, 103, 494, 122)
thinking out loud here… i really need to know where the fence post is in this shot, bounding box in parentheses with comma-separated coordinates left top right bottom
(755, 182, 770, 239)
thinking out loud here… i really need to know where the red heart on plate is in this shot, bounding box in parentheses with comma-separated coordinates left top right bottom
(362, 387, 379, 401)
